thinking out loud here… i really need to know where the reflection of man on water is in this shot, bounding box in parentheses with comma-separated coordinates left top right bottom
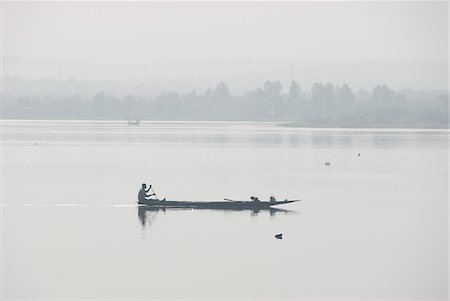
(138, 183, 155, 202)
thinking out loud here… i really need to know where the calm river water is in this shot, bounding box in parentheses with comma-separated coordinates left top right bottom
(1, 120, 448, 300)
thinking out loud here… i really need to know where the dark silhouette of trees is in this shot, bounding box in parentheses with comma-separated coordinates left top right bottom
(287, 81, 302, 118)
(263, 80, 283, 118)
(211, 81, 232, 118)
(88, 91, 107, 117)
(287, 81, 301, 103)
(310, 82, 334, 120)
(0, 79, 447, 127)
(372, 85, 396, 103)
(212, 81, 231, 101)
(336, 83, 355, 117)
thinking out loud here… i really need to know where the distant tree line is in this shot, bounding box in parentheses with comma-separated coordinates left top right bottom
(1, 80, 448, 128)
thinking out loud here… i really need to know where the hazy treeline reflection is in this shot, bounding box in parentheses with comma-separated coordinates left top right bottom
(1, 78, 447, 128)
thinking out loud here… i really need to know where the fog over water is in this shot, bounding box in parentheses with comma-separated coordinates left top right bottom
(1, 121, 449, 299)
(1, 1, 449, 300)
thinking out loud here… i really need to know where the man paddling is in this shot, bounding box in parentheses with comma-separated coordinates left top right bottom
(138, 183, 156, 203)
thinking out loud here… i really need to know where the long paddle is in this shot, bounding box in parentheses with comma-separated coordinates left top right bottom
(224, 198, 240, 202)
(150, 186, 159, 200)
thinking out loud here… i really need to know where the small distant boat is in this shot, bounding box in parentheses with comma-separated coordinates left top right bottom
(127, 119, 140, 126)
(138, 197, 299, 210)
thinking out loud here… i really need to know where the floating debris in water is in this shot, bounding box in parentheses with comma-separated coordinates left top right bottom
(275, 233, 283, 239)
(324, 162, 331, 166)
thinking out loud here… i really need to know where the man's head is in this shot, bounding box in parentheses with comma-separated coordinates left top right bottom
(142, 183, 146, 188)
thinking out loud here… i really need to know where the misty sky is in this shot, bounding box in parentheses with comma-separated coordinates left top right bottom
(3, 1, 448, 63)
(1, 1, 448, 92)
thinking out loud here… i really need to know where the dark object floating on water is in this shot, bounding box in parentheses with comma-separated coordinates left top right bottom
(128, 119, 140, 126)
(138, 197, 300, 210)
(275, 233, 283, 239)
(324, 161, 331, 166)
(358, 153, 360, 156)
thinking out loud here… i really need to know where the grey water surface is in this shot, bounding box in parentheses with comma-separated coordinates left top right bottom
(1, 120, 448, 299)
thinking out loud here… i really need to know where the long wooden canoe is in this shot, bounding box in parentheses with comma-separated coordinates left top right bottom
(137, 198, 299, 210)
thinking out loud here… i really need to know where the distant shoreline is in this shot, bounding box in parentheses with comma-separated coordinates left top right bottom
(279, 121, 449, 130)
(0, 118, 448, 130)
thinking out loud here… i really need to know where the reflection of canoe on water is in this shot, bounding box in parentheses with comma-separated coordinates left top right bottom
(137, 199, 299, 228)
(137, 198, 299, 210)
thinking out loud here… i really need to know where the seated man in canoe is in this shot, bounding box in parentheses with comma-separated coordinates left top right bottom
(138, 183, 156, 203)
